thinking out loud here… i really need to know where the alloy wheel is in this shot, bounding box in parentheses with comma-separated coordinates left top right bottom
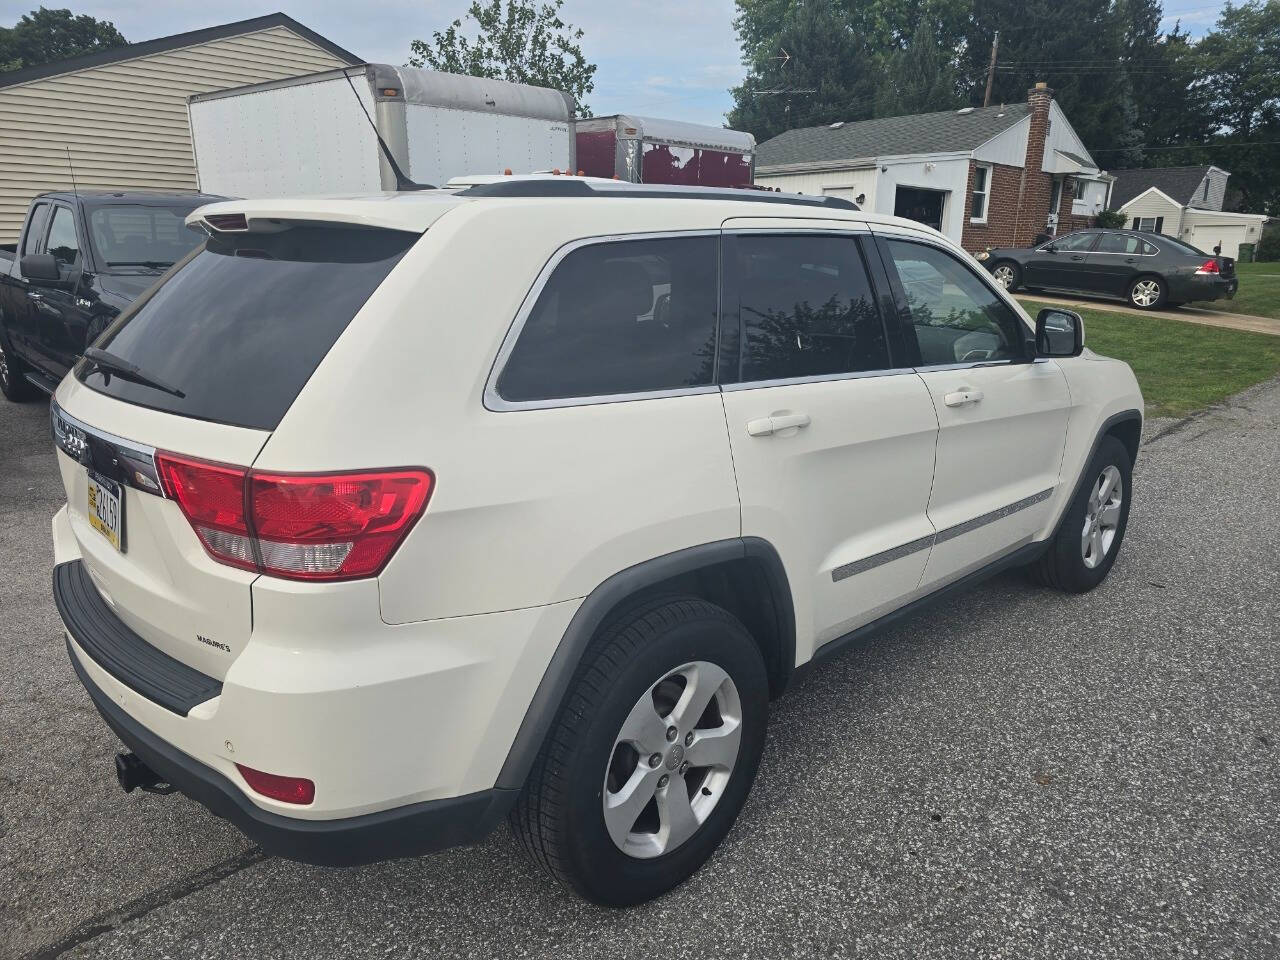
(993, 264, 1015, 289)
(1131, 279, 1161, 308)
(1082, 465, 1123, 569)
(602, 660, 742, 859)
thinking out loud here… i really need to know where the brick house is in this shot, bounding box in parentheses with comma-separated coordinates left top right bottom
(753, 83, 1113, 253)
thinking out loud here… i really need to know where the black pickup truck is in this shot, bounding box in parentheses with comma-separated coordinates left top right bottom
(0, 190, 223, 400)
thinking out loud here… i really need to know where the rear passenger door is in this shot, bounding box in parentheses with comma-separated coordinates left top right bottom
(872, 229, 1071, 590)
(717, 222, 941, 655)
(1087, 232, 1156, 297)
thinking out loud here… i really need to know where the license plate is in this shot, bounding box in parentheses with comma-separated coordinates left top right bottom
(87, 471, 125, 552)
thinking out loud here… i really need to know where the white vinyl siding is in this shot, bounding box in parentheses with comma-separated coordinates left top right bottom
(1188, 167, 1229, 211)
(755, 167, 878, 204)
(0, 26, 351, 242)
(1120, 189, 1183, 238)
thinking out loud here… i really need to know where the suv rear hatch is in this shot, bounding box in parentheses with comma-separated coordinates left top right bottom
(54, 220, 418, 684)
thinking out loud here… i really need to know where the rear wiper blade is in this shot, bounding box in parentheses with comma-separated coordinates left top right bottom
(106, 260, 174, 269)
(82, 347, 186, 399)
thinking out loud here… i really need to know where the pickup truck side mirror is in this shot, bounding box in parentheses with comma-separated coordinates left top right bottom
(1036, 307, 1084, 358)
(20, 253, 67, 285)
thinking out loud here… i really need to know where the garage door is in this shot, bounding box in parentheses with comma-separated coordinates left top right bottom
(1187, 224, 1249, 259)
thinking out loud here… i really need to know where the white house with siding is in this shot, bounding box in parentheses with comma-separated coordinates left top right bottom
(0, 13, 360, 243)
(1110, 166, 1268, 260)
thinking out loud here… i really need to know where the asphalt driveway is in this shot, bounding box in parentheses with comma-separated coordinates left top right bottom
(1015, 292, 1280, 337)
(2, 379, 1278, 959)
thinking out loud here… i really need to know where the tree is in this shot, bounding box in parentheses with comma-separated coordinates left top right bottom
(0, 6, 126, 73)
(875, 14, 964, 117)
(960, 0, 1142, 163)
(728, 3, 883, 141)
(408, 0, 595, 116)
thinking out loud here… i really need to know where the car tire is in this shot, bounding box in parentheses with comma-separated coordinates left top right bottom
(1029, 435, 1133, 593)
(1127, 275, 1166, 310)
(0, 323, 34, 402)
(991, 261, 1021, 291)
(511, 596, 768, 907)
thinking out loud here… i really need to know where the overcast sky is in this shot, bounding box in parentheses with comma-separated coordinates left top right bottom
(1, 1, 1232, 126)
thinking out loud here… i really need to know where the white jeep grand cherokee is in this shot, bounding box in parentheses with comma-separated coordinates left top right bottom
(50, 178, 1142, 906)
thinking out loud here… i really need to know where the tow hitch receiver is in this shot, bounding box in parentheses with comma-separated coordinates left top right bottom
(115, 752, 177, 795)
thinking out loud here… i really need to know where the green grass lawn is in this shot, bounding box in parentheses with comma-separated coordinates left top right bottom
(1204, 260, 1280, 320)
(1023, 299, 1280, 418)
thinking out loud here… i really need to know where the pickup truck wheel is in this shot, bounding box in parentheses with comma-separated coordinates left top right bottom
(511, 596, 768, 907)
(1029, 435, 1132, 593)
(0, 327, 34, 401)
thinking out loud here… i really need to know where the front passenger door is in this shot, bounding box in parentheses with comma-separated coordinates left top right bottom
(717, 223, 940, 657)
(1028, 231, 1099, 290)
(874, 233, 1071, 590)
(33, 203, 91, 379)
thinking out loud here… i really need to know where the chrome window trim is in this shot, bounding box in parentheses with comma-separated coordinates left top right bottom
(722, 367, 915, 392)
(483, 229, 723, 413)
(51, 399, 165, 497)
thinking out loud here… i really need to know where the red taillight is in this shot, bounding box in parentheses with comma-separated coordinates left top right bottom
(1196, 259, 1220, 275)
(236, 764, 315, 804)
(156, 453, 255, 571)
(250, 470, 433, 580)
(156, 453, 432, 582)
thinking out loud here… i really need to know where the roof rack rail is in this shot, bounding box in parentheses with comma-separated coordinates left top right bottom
(457, 178, 859, 210)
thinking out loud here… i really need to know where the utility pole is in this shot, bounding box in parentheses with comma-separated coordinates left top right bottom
(983, 31, 999, 108)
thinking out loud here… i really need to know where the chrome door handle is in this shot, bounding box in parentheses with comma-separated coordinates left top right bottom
(27, 292, 44, 301)
(746, 412, 811, 437)
(1070, 255, 1085, 261)
(943, 388, 984, 407)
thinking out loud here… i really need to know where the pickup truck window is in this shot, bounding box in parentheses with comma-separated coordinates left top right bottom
(78, 224, 416, 430)
(22, 203, 50, 256)
(46, 207, 80, 266)
(90, 206, 203, 268)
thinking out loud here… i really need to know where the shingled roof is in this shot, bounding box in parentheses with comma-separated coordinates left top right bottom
(755, 102, 1030, 170)
(1109, 166, 1214, 208)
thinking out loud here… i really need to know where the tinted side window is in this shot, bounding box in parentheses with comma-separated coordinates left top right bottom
(1096, 233, 1150, 255)
(22, 203, 50, 256)
(722, 233, 889, 383)
(1053, 233, 1097, 253)
(883, 239, 1027, 366)
(46, 207, 80, 266)
(498, 236, 718, 402)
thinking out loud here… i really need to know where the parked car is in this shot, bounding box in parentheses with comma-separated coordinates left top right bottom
(976, 228, 1238, 310)
(49, 178, 1143, 907)
(0, 190, 224, 400)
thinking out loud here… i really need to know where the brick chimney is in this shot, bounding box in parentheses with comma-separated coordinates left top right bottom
(1014, 81, 1055, 245)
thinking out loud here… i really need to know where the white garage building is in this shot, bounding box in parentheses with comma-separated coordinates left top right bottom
(1110, 166, 1268, 260)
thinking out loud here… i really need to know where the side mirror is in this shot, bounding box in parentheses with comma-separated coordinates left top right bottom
(1036, 307, 1084, 358)
(20, 253, 62, 283)
(1043, 244, 1059, 254)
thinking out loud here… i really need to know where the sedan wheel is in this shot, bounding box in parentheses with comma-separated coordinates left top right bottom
(992, 263, 1017, 289)
(1129, 277, 1164, 309)
(1081, 465, 1123, 569)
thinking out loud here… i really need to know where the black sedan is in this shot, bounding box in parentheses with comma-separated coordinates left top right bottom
(975, 228, 1238, 310)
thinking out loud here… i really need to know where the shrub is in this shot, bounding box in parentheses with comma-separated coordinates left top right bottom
(1094, 208, 1128, 229)
(1256, 230, 1280, 262)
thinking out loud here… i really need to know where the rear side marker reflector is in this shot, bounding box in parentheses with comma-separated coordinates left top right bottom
(155, 453, 433, 582)
(236, 764, 315, 805)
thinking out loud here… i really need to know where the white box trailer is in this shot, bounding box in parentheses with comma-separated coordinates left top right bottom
(188, 64, 576, 197)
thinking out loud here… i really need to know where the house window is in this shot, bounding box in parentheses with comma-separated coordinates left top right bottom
(1202, 179, 1209, 201)
(1135, 216, 1165, 233)
(1073, 179, 1087, 201)
(970, 164, 991, 223)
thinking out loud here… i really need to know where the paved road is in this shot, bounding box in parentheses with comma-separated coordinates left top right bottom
(3, 381, 1278, 960)
(1015, 292, 1280, 337)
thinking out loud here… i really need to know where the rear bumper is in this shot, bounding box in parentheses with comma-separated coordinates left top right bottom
(1171, 273, 1237, 302)
(67, 639, 513, 866)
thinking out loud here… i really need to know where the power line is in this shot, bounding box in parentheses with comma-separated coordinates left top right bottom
(1089, 139, 1280, 152)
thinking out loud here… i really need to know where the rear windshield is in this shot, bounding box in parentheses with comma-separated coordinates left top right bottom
(78, 225, 416, 430)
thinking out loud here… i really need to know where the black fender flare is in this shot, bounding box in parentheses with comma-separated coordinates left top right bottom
(494, 536, 794, 792)
(1053, 408, 1143, 537)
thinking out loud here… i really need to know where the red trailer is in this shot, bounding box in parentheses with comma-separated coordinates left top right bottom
(575, 114, 755, 187)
